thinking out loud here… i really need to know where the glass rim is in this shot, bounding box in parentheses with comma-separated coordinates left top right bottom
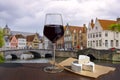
(44, 13, 63, 25)
(46, 13, 62, 16)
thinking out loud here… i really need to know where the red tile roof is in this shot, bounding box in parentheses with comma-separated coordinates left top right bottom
(26, 35, 35, 42)
(66, 25, 86, 33)
(98, 19, 117, 30)
(15, 34, 25, 39)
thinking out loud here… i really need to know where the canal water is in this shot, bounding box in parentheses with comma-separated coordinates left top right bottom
(5, 57, 67, 63)
(5, 57, 120, 64)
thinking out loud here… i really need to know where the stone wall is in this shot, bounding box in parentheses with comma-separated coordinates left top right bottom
(55, 51, 77, 58)
(112, 53, 120, 61)
(77, 48, 120, 61)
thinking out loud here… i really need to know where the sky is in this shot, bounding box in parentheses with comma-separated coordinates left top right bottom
(0, 0, 120, 35)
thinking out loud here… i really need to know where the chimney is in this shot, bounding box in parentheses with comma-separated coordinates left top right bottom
(66, 23, 69, 27)
(117, 18, 120, 24)
(83, 24, 86, 27)
(83, 24, 87, 33)
(91, 19, 94, 24)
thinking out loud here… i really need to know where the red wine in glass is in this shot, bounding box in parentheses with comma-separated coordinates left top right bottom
(44, 24, 64, 43)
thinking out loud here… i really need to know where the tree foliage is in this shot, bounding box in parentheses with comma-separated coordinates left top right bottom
(0, 28, 5, 63)
(109, 24, 120, 32)
(0, 54, 4, 63)
(0, 28, 4, 48)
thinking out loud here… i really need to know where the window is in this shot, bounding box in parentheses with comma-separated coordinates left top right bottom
(96, 26, 98, 30)
(91, 41, 92, 47)
(34, 44, 38, 46)
(99, 40, 102, 46)
(79, 34, 82, 40)
(88, 34, 89, 38)
(74, 35, 77, 40)
(88, 41, 89, 47)
(79, 30, 81, 33)
(93, 33, 95, 38)
(111, 40, 113, 47)
(105, 32, 108, 37)
(105, 40, 108, 47)
(99, 32, 101, 37)
(81, 42, 83, 46)
(96, 33, 98, 37)
(7, 30, 9, 33)
(96, 40, 98, 47)
(116, 40, 119, 47)
(93, 41, 95, 47)
(74, 30, 76, 33)
(90, 33, 92, 38)
(116, 32, 119, 38)
(74, 42, 77, 46)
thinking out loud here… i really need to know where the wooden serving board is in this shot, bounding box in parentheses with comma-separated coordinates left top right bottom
(57, 57, 116, 78)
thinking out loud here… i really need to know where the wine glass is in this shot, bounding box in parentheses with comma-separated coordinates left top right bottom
(43, 13, 64, 73)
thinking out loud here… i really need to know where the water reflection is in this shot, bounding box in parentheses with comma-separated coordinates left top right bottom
(5, 58, 52, 63)
(5, 57, 67, 63)
(94, 59, 120, 64)
(5, 57, 120, 64)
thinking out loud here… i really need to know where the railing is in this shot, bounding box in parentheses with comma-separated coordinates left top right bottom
(0, 48, 12, 51)
(0, 48, 52, 52)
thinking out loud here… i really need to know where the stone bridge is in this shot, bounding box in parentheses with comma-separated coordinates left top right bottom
(1, 49, 52, 58)
(0, 49, 77, 59)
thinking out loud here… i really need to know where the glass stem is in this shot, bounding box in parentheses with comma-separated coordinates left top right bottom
(53, 43, 56, 67)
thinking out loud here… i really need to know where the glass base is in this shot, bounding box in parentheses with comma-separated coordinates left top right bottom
(44, 66, 63, 73)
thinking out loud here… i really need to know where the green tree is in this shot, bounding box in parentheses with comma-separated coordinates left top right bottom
(109, 24, 120, 32)
(109, 23, 120, 49)
(0, 28, 4, 47)
(0, 28, 5, 63)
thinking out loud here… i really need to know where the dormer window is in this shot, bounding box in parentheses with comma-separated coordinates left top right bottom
(74, 30, 76, 33)
(79, 30, 81, 33)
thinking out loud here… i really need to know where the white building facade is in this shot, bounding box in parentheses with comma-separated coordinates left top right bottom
(3, 36, 10, 49)
(18, 38, 26, 49)
(64, 29, 72, 49)
(87, 18, 120, 50)
(39, 43, 43, 49)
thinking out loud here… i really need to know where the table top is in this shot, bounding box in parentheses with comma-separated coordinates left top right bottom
(0, 63, 119, 80)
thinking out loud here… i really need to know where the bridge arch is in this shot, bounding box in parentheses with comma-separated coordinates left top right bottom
(87, 54, 96, 61)
(10, 54, 18, 60)
(29, 51, 41, 59)
(45, 53, 52, 58)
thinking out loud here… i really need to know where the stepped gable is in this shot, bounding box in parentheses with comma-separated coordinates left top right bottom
(90, 19, 94, 28)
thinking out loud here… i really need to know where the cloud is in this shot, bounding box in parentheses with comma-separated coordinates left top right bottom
(0, 0, 120, 35)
